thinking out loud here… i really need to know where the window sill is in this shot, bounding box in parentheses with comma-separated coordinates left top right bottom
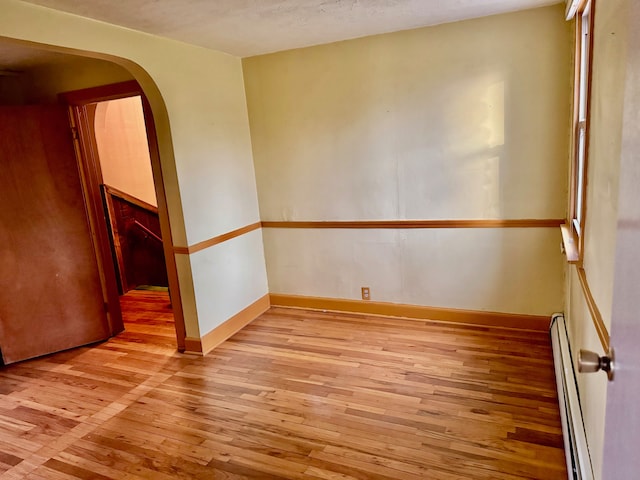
(560, 224, 580, 263)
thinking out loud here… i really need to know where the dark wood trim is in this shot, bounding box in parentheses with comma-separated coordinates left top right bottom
(183, 337, 203, 354)
(103, 184, 158, 214)
(67, 104, 124, 336)
(261, 219, 565, 229)
(173, 222, 262, 255)
(132, 220, 163, 244)
(270, 294, 550, 331)
(62, 81, 187, 351)
(576, 266, 610, 352)
(102, 185, 128, 293)
(102, 185, 160, 294)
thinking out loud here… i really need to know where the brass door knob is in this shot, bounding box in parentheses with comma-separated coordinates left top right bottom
(578, 348, 614, 381)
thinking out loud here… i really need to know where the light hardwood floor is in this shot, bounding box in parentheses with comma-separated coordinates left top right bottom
(0, 291, 566, 479)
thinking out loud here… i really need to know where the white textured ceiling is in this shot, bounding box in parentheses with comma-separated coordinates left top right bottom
(18, 0, 562, 57)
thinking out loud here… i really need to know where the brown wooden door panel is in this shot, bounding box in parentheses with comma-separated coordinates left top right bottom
(0, 105, 111, 364)
(103, 187, 168, 293)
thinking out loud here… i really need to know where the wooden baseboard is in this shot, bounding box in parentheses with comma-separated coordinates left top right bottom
(183, 336, 203, 354)
(269, 294, 550, 331)
(183, 294, 270, 355)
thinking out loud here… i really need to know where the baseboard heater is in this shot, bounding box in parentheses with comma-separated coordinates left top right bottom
(550, 314, 594, 480)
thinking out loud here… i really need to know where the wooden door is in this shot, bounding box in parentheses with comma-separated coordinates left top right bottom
(600, 2, 640, 476)
(0, 105, 114, 364)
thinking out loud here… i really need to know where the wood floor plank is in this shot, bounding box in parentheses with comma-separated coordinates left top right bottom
(0, 290, 566, 479)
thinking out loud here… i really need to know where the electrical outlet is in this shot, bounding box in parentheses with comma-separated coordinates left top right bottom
(361, 287, 370, 301)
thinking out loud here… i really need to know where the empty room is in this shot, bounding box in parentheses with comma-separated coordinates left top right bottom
(0, 0, 638, 478)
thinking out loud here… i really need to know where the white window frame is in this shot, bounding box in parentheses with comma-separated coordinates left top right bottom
(563, 0, 594, 263)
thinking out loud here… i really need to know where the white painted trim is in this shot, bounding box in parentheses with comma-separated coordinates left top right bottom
(566, 0, 581, 20)
(551, 314, 594, 480)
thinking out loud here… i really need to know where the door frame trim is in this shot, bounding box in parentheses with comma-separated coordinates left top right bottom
(61, 80, 187, 351)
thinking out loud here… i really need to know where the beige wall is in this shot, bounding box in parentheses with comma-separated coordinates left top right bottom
(25, 56, 134, 103)
(565, 0, 630, 477)
(0, 0, 268, 339)
(95, 96, 157, 207)
(244, 5, 571, 316)
(0, 55, 132, 105)
(265, 228, 563, 313)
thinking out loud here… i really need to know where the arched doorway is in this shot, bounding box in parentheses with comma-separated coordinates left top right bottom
(0, 41, 187, 357)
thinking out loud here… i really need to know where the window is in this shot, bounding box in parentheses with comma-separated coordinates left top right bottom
(562, 0, 593, 263)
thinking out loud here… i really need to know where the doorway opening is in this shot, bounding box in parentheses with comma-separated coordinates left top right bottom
(62, 81, 186, 350)
(96, 95, 174, 336)
(94, 96, 168, 294)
